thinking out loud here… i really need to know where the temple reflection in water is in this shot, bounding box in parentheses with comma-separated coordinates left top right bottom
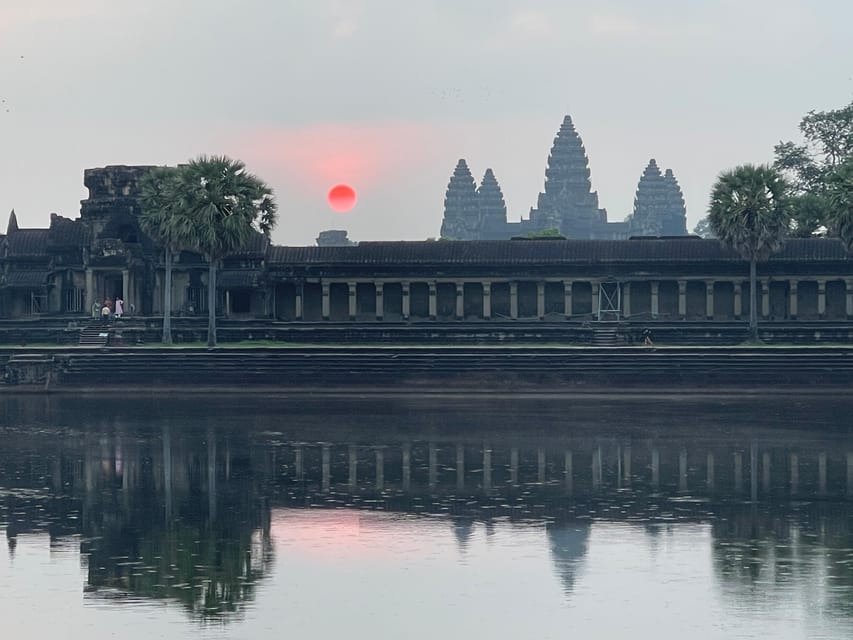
(1, 395, 852, 623)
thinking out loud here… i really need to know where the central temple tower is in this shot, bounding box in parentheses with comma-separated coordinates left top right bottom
(527, 115, 608, 238)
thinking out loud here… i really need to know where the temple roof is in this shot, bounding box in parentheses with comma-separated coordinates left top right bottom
(266, 238, 851, 266)
(6, 229, 50, 257)
(2, 269, 51, 289)
(48, 214, 89, 248)
(217, 270, 261, 289)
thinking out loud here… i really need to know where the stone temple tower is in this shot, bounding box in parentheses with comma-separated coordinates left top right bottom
(528, 115, 607, 238)
(477, 168, 508, 240)
(629, 159, 687, 237)
(440, 159, 480, 240)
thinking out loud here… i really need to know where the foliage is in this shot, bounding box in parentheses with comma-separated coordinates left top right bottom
(708, 164, 790, 341)
(774, 100, 853, 193)
(709, 165, 790, 261)
(167, 156, 278, 347)
(773, 101, 853, 235)
(692, 217, 716, 238)
(826, 159, 853, 251)
(524, 228, 565, 239)
(139, 167, 197, 345)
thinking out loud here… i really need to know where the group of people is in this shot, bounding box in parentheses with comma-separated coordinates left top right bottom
(92, 296, 131, 324)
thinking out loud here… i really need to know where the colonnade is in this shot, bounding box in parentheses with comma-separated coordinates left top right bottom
(280, 441, 853, 500)
(277, 276, 853, 321)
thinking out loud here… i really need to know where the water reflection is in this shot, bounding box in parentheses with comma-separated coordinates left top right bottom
(1, 394, 852, 634)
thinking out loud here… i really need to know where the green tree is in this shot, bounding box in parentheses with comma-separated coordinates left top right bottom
(827, 159, 853, 251)
(774, 100, 853, 192)
(171, 156, 277, 347)
(139, 167, 195, 345)
(709, 165, 790, 342)
(774, 100, 853, 234)
(693, 217, 716, 238)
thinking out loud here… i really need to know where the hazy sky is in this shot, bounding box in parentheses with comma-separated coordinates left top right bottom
(1, 0, 851, 246)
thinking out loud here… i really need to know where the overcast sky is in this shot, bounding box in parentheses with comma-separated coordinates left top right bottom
(1, 0, 851, 246)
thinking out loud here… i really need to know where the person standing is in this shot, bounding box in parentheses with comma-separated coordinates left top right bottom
(115, 297, 124, 319)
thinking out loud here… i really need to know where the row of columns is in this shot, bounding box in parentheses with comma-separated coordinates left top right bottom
(302, 277, 853, 320)
(290, 443, 853, 498)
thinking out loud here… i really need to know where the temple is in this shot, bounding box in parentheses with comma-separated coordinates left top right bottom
(439, 115, 689, 240)
(2, 164, 853, 342)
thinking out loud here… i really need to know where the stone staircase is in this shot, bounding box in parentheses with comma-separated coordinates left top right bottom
(591, 326, 620, 347)
(79, 327, 110, 347)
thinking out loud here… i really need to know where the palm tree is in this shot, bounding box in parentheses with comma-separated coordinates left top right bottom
(827, 160, 853, 250)
(171, 156, 277, 347)
(709, 164, 790, 342)
(139, 167, 196, 345)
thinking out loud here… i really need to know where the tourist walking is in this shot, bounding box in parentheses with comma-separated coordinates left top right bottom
(115, 297, 124, 319)
(101, 304, 111, 325)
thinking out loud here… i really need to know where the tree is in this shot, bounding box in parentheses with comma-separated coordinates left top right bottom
(708, 165, 790, 342)
(693, 217, 716, 238)
(827, 159, 853, 251)
(170, 156, 277, 347)
(774, 100, 853, 234)
(139, 167, 196, 345)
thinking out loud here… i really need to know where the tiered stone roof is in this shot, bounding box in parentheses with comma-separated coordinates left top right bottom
(476, 168, 507, 239)
(629, 160, 687, 237)
(440, 159, 480, 240)
(528, 115, 606, 237)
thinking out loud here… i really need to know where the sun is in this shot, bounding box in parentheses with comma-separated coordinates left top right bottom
(328, 184, 357, 213)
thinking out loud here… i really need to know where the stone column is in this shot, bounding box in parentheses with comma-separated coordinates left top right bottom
(622, 282, 631, 318)
(762, 451, 771, 493)
(591, 281, 600, 319)
(510, 447, 519, 486)
(321, 281, 330, 320)
(455, 281, 464, 320)
(537, 448, 546, 484)
(564, 450, 573, 495)
(846, 279, 853, 320)
(428, 281, 437, 320)
(225, 290, 231, 318)
(734, 281, 743, 318)
(817, 279, 827, 318)
(563, 280, 573, 318)
(295, 283, 303, 320)
(402, 443, 411, 491)
(705, 281, 714, 319)
(537, 282, 545, 319)
(321, 445, 331, 493)
(482, 281, 491, 319)
(706, 452, 715, 490)
(348, 445, 358, 489)
(679, 448, 688, 493)
(847, 451, 853, 497)
(375, 448, 384, 492)
(456, 444, 465, 491)
(375, 282, 384, 320)
(428, 442, 437, 489)
(401, 281, 410, 319)
(818, 451, 827, 495)
(651, 282, 660, 318)
(761, 280, 770, 318)
(122, 269, 129, 302)
(677, 280, 687, 318)
(734, 452, 743, 493)
(651, 448, 660, 489)
(789, 279, 798, 319)
(85, 268, 94, 312)
(348, 281, 357, 320)
(483, 444, 492, 491)
(790, 453, 799, 495)
(509, 282, 518, 319)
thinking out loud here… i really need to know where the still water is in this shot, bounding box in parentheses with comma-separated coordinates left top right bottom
(1, 393, 852, 639)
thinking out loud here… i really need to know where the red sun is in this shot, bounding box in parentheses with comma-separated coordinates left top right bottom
(327, 184, 357, 213)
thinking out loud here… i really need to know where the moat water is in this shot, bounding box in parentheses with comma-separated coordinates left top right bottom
(1, 393, 852, 640)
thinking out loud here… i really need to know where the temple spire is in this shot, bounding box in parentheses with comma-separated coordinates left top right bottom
(440, 159, 480, 240)
(477, 168, 507, 239)
(529, 114, 605, 237)
(629, 160, 688, 237)
(661, 168, 688, 235)
(6, 209, 18, 235)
